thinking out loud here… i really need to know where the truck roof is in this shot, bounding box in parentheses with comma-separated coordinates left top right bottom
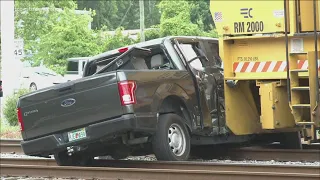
(88, 36, 218, 62)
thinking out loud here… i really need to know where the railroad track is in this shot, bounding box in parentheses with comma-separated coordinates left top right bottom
(0, 139, 23, 154)
(1, 139, 320, 162)
(0, 139, 21, 145)
(1, 157, 319, 180)
(1, 139, 319, 180)
(0, 157, 319, 173)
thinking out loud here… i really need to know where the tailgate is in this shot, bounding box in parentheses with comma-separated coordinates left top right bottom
(18, 72, 123, 140)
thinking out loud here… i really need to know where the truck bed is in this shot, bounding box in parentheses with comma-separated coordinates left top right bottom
(17, 71, 123, 140)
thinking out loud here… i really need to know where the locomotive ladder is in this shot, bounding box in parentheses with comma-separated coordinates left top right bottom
(284, 0, 320, 142)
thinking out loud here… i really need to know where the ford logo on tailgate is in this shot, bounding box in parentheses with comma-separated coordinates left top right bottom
(61, 98, 76, 107)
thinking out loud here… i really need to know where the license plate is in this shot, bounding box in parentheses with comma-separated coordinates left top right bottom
(68, 128, 86, 142)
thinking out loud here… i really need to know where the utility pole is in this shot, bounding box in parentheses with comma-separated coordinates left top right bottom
(1, 0, 16, 120)
(139, 0, 145, 42)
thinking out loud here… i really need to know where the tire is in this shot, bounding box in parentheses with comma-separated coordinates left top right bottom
(54, 152, 93, 166)
(152, 113, 191, 161)
(110, 148, 130, 160)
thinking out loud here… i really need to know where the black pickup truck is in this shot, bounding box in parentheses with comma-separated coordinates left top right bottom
(17, 36, 250, 165)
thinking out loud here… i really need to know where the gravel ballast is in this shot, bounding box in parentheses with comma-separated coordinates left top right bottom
(1, 153, 319, 166)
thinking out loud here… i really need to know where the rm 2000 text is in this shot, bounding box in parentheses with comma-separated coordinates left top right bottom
(234, 21, 264, 33)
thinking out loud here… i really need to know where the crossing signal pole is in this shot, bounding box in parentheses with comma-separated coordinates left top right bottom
(139, 0, 145, 42)
(1, 0, 17, 119)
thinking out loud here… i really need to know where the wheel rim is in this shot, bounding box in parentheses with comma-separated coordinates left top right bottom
(168, 123, 186, 156)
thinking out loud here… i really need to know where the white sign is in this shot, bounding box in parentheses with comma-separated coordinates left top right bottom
(273, 10, 284, 18)
(291, 38, 304, 53)
(14, 39, 24, 59)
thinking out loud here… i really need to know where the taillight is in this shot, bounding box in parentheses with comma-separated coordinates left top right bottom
(118, 47, 128, 53)
(17, 108, 24, 131)
(118, 80, 137, 106)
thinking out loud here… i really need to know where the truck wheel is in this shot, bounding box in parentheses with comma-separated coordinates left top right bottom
(152, 113, 190, 161)
(54, 152, 93, 166)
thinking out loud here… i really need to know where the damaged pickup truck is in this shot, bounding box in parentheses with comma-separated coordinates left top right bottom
(17, 36, 247, 165)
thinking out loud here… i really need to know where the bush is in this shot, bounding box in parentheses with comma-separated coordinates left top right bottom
(3, 88, 30, 126)
(145, 27, 161, 41)
(102, 27, 137, 52)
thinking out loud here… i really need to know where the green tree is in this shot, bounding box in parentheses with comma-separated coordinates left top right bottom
(142, 0, 217, 39)
(157, 0, 202, 36)
(77, 0, 118, 30)
(189, 0, 215, 31)
(15, 0, 77, 58)
(102, 27, 138, 52)
(75, 0, 216, 40)
(14, 0, 218, 75)
(145, 0, 161, 29)
(77, 0, 161, 30)
(35, 8, 102, 74)
(15, 0, 103, 74)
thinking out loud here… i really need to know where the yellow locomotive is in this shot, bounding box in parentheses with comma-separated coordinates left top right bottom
(210, 0, 320, 144)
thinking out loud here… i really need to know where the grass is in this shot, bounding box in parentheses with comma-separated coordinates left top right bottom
(0, 118, 22, 139)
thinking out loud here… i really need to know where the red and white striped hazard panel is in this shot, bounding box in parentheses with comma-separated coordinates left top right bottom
(233, 60, 320, 73)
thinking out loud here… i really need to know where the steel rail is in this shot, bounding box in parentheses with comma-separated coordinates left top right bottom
(0, 142, 319, 162)
(0, 139, 22, 154)
(0, 144, 23, 154)
(1, 163, 319, 180)
(1, 157, 319, 175)
(219, 147, 320, 162)
(0, 139, 21, 145)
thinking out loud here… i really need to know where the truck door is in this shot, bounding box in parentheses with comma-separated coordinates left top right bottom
(173, 38, 225, 133)
(198, 39, 226, 130)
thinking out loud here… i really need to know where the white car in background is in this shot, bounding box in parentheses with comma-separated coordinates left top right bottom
(19, 66, 67, 91)
(64, 57, 89, 81)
